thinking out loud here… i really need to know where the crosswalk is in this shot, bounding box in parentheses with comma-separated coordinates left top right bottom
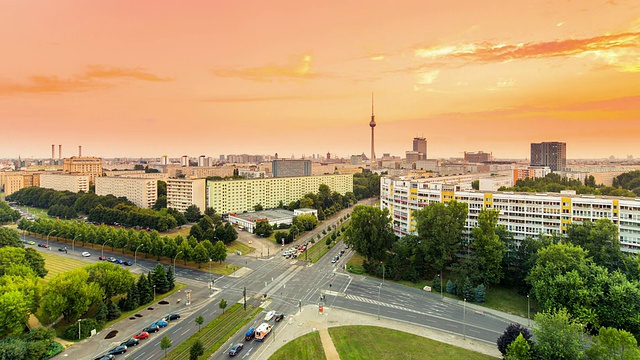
(345, 294, 442, 317)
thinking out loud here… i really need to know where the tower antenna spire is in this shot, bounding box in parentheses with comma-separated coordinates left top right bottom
(369, 93, 376, 169)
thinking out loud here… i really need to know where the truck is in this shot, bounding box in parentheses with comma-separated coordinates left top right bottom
(245, 327, 255, 341)
(254, 323, 272, 342)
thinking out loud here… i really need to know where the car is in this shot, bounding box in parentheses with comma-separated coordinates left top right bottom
(331, 256, 337, 263)
(93, 355, 114, 360)
(123, 261, 133, 266)
(107, 345, 127, 355)
(27, 241, 36, 245)
(156, 319, 168, 328)
(99, 256, 108, 261)
(245, 327, 255, 341)
(144, 325, 159, 333)
(228, 343, 244, 357)
(167, 313, 180, 321)
(264, 310, 276, 321)
(133, 331, 149, 340)
(115, 258, 123, 264)
(82, 252, 91, 257)
(274, 313, 284, 322)
(340, 249, 345, 255)
(107, 257, 117, 262)
(58, 247, 67, 252)
(38, 243, 49, 248)
(120, 338, 139, 347)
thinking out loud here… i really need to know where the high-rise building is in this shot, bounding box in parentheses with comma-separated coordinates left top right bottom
(412, 137, 427, 160)
(272, 159, 311, 177)
(40, 174, 90, 193)
(181, 155, 188, 167)
(530, 142, 566, 172)
(166, 178, 207, 212)
(369, 94, 377, 168)
(464, 151, 492, 163)
(95, 177, 158, 208)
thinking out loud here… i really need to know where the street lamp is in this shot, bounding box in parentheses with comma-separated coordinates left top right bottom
(173, 251, 183, 275)
(527, 294, 530, 327)
(101, 239, 112, 259)
(78, 319, 82, 340)
(153, 285, 156, 301)
(209, 258, 213, 294)
(134, 244, 144, 266)
(72, 234, 82, 252)
(439, 272, 444, 300)
(47, 230, 56, 249)
(377, 262, 385, 320)
(463, 298, 467, 340)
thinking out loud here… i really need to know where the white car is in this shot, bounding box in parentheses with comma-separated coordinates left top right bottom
(264, 310, 276, 321)
(82, 252, 91, 257)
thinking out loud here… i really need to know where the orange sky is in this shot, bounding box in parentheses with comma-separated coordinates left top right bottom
(1, 1, 639, 160)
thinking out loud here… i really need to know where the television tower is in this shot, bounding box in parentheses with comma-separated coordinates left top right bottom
(369, 93, 376, 169)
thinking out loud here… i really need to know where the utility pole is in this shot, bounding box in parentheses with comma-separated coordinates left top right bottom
(243, 287, 247, 311)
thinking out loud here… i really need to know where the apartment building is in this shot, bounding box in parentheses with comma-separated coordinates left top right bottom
(62, 156, 103, 183)
(166, 178, 207, 213)
(95, 177, 158, 208)
(208, 174, 353, 213)
(381, 176, 640, 254)
(272, 159, 311, 177)
(40, 174, 90, 193)
(531, 142, 566, 172)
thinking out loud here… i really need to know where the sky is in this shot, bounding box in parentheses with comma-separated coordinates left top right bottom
(1, 0, 639, 160)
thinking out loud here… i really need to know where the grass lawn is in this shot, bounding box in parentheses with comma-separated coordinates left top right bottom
(40, 251, 92, 281)
(269, 331, 326, 360)
(483, 285, 535, 318)
(226, 241, 255, 255)
(346, 252, 366, 274)
(161, 225, 192, 238)
(330, 326, 495, 360)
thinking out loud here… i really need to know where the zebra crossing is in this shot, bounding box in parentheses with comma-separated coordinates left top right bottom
(345, 294, 443, 317)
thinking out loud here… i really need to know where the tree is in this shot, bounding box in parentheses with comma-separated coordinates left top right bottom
(192, 243, 209, 268)
(505, 333, 531, 360)
(194, 315, 204, 332)
(254, 220, 273, 238)
(40, 268, 103, 323)
(533, 309, 586, 360)
(137, 273, 153, 305)
(474, 284, 486, 303)
(0, 275, 40, 337)
(566, 219, 622, 272)
(23, 248, 47, 278)
(166, 266, 175, 291)
(107, 301, 121, 320)
(219, 298, 227, 313)
(152, 264, 169, 294)
(585, 327, 640, 360)
(471, 209, 507, 287)
(184, 205, 202, 223)
(497, 323, 534, 357)
(254, 203, 264, 211)
(0, 227, 21, 248)
(160, 334, 172, 358)
(86, 262, 135, 300)
(189, 339, 205, 360)
(415, 201, 468, 277)
(123, 282, 140, 311)
(344, 205, 395, 263)
(211, 240, 227, 263)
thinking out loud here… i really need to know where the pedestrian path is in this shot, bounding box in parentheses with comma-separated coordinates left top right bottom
(319, 328, 341, 360)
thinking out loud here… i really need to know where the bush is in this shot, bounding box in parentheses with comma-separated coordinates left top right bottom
(475, 284, 486, 303)
(497, 323, 534, 356)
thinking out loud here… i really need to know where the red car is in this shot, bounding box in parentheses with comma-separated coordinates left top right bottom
(99, 256, 108, 261)
(133, 331, 149, 340)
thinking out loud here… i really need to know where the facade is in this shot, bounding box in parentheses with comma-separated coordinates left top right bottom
(405, 151, 422, 164)
(272, 159, 312, 177)
(479, 175, 513, 191)
(208, 174, 353, 213)
(166, 178, 207, 213)
(228, 209, 295, 234)
(188, 166, 235, 179)
(62, 156, 103, 183)
(40, 174, 90, 193)
(464, 151, 491, 163)
(513, 166, 552, 182)
(95, 177, 158, 208)
(381, 176, 640, 253)
(294, 208, 319, 217)
(412, 137, 427, 160)
(530, 142, 566, 171)
(1, 172, 42, 196)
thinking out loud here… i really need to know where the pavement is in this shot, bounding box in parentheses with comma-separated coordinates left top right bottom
(252, 304, 502, 359)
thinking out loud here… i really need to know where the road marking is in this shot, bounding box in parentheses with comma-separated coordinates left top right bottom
(181, 329, 190, 336)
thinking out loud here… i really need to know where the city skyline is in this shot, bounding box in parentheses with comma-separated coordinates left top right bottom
(1, 1, 639, 160)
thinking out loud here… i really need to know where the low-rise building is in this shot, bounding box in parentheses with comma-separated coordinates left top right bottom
(228, 209, 296, 234)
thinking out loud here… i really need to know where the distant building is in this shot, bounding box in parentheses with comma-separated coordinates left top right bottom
(166, 178, 207, 213)
(62, 156, 103, 183)
(531, 142, 566, 172)
(180, 155, 189, 167)
(228, 209, 295, 234)
(464, 151, 492, 163)
(95, 177, 158, 208)
(350, 155, 364, 165)
(413, 137, 427, 160)
(514, 166, 552, 182)
(405, 151, 422, 164)
(40, 174, 90, 193)
(272, 159, 311, 177)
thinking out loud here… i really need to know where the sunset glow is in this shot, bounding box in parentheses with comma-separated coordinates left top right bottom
(1, 1, 639, 159)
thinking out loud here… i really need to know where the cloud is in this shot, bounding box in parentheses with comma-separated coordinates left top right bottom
(370, 53, 387, 61)
(487, 78, 517, 91)
(414, 32, 640, 72)
(213, 54, 325, 82)
(0, 65, 171, 95)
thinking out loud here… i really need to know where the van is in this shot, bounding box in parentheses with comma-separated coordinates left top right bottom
(245, 327, 255, 341)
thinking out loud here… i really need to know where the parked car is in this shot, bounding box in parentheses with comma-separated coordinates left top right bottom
(82, 252, 91, 257)
(274, 313, 284, 322)
(133, 331, 149, 340)
(93, 355, 114, 360)
(38, 243, 49, 248)
(331, 256, 337, 263)
(107, 345, 127, 355)
(144, 325, 159, 333)
(167, 313, 180, 321)
(228, 343, 244, 357)
(120, 338, 139, 347)
(27, 241, 36, 245)
(123, 261, 133, 266)
(264, 310, 276, 321)
(99, 256, 108, 261)
(107, 257, 117, 262)
(156, 319, 168, 328)
(245, 327, 255, 341)
(58, 247, 67, 252)
(115, 258, 123, 264)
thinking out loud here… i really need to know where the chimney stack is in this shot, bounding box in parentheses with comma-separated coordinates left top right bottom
(59, 145, 62, 160)
(52, 144, 55, 160)
(79, 145, 82, 157)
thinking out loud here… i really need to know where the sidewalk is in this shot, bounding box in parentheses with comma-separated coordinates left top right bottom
(256, 305, 501, 359)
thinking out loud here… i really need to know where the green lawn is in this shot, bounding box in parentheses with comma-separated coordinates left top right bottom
(269, 331, 326, 360)
(483, 285, 536, 318)
(40, 251, 92, 281)
(329, 326, 496, 360)
(226, 241, 255, 255)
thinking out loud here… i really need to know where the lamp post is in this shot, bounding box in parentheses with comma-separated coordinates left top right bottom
(439, 272, 444, 300)
(134, 244, 144, 266)
(209, 259, 213, 294)
(527, 294, 530, 327)
(153, 285, 156, 301)
(72, 234, 81, 252)
(463, 298, 467, 340)
(78, 319, 82, 340)
(47, 230, 56, 249)
(377, 262, 385, 320)
(101, 239, 112, 259)
(173, 251, 183, 275)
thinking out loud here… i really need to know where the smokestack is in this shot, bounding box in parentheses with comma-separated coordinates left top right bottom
(59, 145, 62, 160)
(52, 144, 55, 160)
(79, 145, 82, 157)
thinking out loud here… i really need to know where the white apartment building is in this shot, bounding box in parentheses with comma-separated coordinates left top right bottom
(208, 174, 353, 214)
(381, 176, 640, 254)
(166, 178, 207, 213)
(95, 177, 158, 208)
(40, 174, 90, 193)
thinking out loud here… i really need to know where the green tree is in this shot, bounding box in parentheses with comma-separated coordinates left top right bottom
(566, 219, 622, 272)
(160, 334, 172, 358)
(254, 220, 273, 237)
(157, 180, 167, 197)
(137, 273, 153, 305)
(254, 203, 264, 211)
(585, 327, 640, 360)
(211, 240, 227, 264)
(195, 315, 204, 332)
(192, 243, 209, 268)
(152, 264, 169, 294)
(177, 240, 193, 265)
(344, 205, 395, 263)
(166, 265, 175, 291)
(86, 262, 135, 300)
(189, 339, 205, 360)
(41, 268, 104, 323)
(184, 205, 201, 223)
(0, 275, 40, 337)
(505, 333, 531, 360)
(23, 248, 47, 278)
(0, 227, 21, 248)
(533, 309, 586, 360)
(471, 209, 506, 287)
(219, 298, 227, 313)
(123, 282, 140, 311)
(153, 195, 167, 210)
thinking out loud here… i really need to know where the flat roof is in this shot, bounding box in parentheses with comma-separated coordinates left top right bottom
(231, 209, 295, 222)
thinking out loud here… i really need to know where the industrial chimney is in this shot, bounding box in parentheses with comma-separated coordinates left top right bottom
(79, 145, 82, 157)
(51, 144, 55, 160)
(59, 145, 62, 160)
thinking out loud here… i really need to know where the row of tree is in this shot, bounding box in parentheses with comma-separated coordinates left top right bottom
(0, 202, 20, 223)
(500, 172, 637, 197)
(188, 212, 238, 244)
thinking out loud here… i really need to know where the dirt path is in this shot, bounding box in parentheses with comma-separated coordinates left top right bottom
(28, 314, 75, 348)
(319, 328, 341, 360)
